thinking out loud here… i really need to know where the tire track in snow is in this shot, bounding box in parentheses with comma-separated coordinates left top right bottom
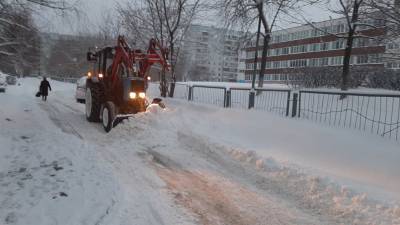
(144, 148, 317, 225)
(38, 102, 83, 140)
(145, 150, 256, 225)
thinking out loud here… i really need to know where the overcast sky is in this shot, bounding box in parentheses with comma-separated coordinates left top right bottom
(35, 0, 127, 35)
(35, 0, 336, 35)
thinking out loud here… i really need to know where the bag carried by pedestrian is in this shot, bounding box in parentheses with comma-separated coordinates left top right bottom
(35, 91, 41, 97)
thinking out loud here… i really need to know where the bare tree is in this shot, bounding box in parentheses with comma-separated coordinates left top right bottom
(117, 0, 202, 97)
(336, 0, 366, 91)
(367, 0, 400, 62)
(222, 0, 302, 90)
(367, 0, 400, 35)
(0, 0, 78, 75)
(97, 11, 123, 46)
(296, 0, 386, 91)
(0, 6, 40, 76)
(45, 34, 105, 78)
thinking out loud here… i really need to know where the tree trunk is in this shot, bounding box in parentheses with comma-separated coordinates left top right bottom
(251, 16, 262, 89)
(341, 0, 361, 91)
(160, 69, 167, 97)
(258, 33, 271, 88)
(341, 33, 355, 91)
(168, 37, 176, 98)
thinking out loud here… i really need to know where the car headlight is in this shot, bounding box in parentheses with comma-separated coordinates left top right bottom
(129, 92, 136, 99)
(139, 92, 146, 99)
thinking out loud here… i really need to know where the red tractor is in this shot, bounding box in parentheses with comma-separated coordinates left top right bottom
(85, 36, 170, 132)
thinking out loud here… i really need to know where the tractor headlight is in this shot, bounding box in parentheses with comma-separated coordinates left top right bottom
(139, 92, 146, 99)
(129, 92, 136, 99)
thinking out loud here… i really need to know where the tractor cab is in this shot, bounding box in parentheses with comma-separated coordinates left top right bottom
(87, 47, 146, 107)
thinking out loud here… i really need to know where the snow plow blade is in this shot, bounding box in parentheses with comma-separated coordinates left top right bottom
(107, 98, 165, 132)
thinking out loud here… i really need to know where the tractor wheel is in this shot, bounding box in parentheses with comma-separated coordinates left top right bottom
(85, 82, 103, 122)
(102, 101, 116, 132)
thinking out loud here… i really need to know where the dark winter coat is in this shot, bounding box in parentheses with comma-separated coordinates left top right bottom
(40, 80, 52, 96)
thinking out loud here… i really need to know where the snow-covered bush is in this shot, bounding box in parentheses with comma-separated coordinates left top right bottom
(366, 69, 400, 91)
(287, 66, 400, 90)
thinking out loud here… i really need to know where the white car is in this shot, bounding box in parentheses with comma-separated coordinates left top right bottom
(75, 76, 87, 103)
(6, 75, 17, 85)
(0, 74, 7, 93)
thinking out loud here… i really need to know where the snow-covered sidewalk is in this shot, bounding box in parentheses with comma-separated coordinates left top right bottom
(1, 78, 400, 225)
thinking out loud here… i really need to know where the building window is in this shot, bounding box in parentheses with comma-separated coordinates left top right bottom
(290, 45, 308, 54)
(369, 54, 382, 63)
(332, 39, 344, 49)
(309, 58, 319, 67)
(319, 57, 329, 66)
(330, 56, 343, 65)
(281, 60, 288, 68)
(246, 63, 253, 70)
(333, 24, 345, 33)
(281, 47, 289, 55)
(387, 62, 400, 69)
(280, 74, 288, 80)
(290, 59, 308, 67)
(356, 55, 369, 64)
(320, 42, 329, 51)
(246, 51, 255, 59)
(355, 38, 369, 47)
(310, 43, 320, 52)
(300, 45, 308, 52)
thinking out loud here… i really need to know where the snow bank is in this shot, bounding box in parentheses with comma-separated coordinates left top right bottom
(227, 148, 400, 225)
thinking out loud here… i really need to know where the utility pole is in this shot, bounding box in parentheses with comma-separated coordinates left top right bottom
(249, 15, 262, 109)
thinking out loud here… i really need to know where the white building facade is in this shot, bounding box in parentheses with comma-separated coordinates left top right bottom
(179, 25, 242, 82)
(241, 16, 399, 83)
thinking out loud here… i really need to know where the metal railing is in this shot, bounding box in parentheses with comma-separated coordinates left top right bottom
(152, 81, 400, 142)
(230, 88, 250, 109)
(173, 83, 190, 100)
(50, 77, 78, 83)
(165, 84, 292, 116)
(230, 88, 291, 116)
(299, 90, 400, 140)
(191, 85, 227, 107)
(254, 89, 291, 116)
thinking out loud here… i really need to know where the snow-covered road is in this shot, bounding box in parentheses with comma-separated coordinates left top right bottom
(1, 78, 399, 225)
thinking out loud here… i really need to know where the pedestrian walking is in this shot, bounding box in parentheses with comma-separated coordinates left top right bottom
(39, 77, 52, 101)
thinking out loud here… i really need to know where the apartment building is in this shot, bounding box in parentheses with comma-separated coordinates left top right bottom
(178, 24, 242, 81)
(240, 16, 396, 83)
